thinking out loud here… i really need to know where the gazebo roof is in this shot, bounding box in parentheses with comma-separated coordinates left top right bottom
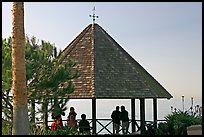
(57, 23, 173, 99)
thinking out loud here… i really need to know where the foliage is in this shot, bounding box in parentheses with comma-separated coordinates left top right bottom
(145, 122, 156, 135)
(155, 122, 169, 135)
(2, 37, 13, 128)
(28, 53, 80, 126)
(2, 119, 12, 135)
(31, 126, 90, 135)
(2, 36, 59, 123)
(2, 37, 12, 91)
(155, 110, 202, 135)
(2, 36, 79, 133)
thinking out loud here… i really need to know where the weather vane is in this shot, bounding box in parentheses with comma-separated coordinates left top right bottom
(89, 6, 99, 24)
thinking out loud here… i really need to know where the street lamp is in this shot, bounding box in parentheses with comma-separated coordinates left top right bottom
(182, 95, 184, 112)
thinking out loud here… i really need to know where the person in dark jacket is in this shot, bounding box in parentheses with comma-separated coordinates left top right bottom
(120, 105, 129, 134)
(111, 106, 121, 134)
(79, 114, 90, 134)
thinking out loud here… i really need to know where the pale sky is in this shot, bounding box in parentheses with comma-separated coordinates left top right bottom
(2, 2, 202, 99)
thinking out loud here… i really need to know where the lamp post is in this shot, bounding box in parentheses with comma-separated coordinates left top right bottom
(191, 97, 193, 115)
(182, 95, 184, 112)
(171, 106, 173, 113)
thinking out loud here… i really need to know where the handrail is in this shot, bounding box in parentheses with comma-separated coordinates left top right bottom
(35, 119, 166, 135)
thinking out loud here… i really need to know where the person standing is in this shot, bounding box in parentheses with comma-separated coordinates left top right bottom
(67, 107, 77, 126)
(111, 106, 121, 134)
(120, 105, 129, 134)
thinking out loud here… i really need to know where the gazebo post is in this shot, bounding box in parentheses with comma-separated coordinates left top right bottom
(31, 98, 35, 124)
(92, 97, 96, 135)
(153, 98, 157, 129)
(140, 98, 145, 134)
(131, 98, 136, 133)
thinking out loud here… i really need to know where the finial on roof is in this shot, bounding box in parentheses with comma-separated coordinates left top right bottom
(89, 6, 99, 24)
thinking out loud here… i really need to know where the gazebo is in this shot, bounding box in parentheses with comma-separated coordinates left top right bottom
(57, 23, 173, 134)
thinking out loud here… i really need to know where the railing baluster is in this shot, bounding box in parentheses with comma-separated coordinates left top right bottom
(96, 120, 112, 134)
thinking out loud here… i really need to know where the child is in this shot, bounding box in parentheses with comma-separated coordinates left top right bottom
(50, 114, 63, 131)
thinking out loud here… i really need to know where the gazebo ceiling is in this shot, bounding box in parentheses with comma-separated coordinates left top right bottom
(57, 23, 173, 99)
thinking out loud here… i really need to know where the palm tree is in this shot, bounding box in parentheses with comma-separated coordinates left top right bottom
(12, 2, 30, 135)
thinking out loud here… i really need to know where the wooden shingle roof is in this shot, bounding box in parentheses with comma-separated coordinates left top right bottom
(57, 23, 173, 99)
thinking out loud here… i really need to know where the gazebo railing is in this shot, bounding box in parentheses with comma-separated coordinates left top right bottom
(36, 118, 166, 135)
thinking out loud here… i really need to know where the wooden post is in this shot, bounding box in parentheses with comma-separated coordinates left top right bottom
(31, 99, 35, 124)
(140, 98, 145, 134)
(153, 98, 157, 129)
(131, 98, 136, 133)
(43, 99, 48, 130)
(92, 98, 96, 134)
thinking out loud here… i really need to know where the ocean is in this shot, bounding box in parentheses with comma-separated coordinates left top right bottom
(35, 97, 202, 134)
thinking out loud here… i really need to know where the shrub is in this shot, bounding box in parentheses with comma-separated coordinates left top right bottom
(155, 122, 169, 135)
(155, 110, 202, 135)
(2, 119, 12, 135)
(31, 126, 90, 135)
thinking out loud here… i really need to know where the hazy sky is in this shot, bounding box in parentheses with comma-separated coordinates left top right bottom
(2, 2, 202, 99)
